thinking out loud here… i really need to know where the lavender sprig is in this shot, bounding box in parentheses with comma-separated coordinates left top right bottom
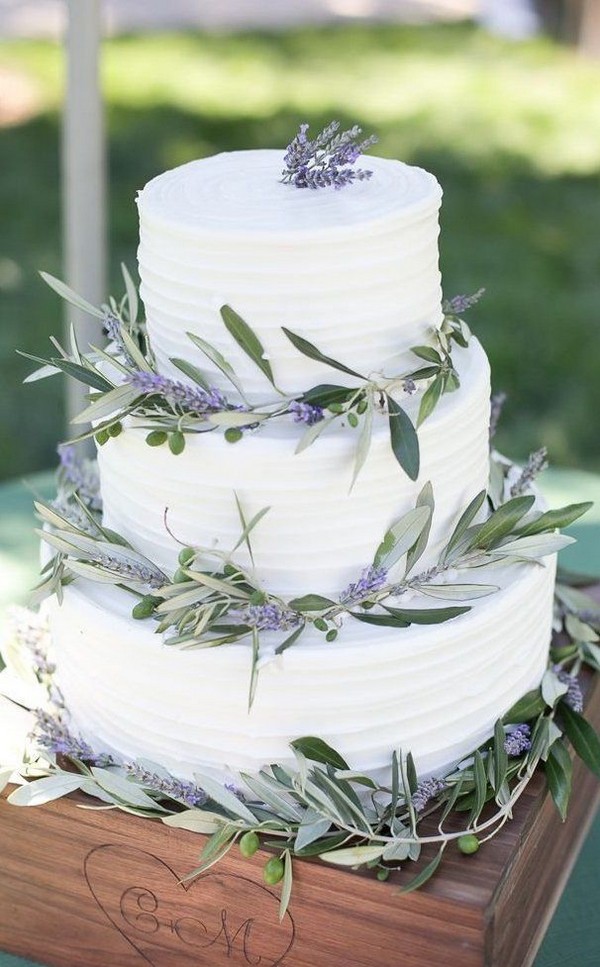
(504, 723, 532, 757)
(127, 371, 228, 415)
(289, 400, 324, 426)
(34, 708, 113, 766)
(412, 777, 447, 812)
(125, 762, 208, 807)
(57, 444, 101, 511)
(339, 565, 388, 605)
(103, 311, 136, 367)
(554, 666, 584, 713)
(232, 602, 302, 632)
(489, 391, 507, 442)
(282, 120, 378, 191)
(88, 550, 166, 589)
(7, 607, 54, 677)
(442, 289, 486, 316)
(510, 447, 548, 497)
(34, 707, 207, 806)
(50, 494, 100, 535)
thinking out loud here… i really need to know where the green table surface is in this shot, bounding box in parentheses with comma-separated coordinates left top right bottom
(1, 468, 599, 967)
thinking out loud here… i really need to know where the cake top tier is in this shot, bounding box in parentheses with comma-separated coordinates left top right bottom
(136, 149, 442, 238)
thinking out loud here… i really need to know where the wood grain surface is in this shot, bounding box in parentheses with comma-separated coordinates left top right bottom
(0, 675, 598, 966)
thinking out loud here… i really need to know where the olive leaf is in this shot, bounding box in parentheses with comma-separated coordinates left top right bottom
(406, 481, 435, 573)
(221, 305, 276, 387)
(517, 502, 593, 537)
(415, 583, 498, 602)
(410, 345, 442, 364)
(8, 772, 85, 806)
(71, 383, 140, 424)
(19, 351, 113, 392)
(493, 533, 575, 560)
(349, 397, 373, 491)
(387, 395, 420, 481)
(40, 271, 105, 319)
(280, 850, 293, 921)
(503, 689, 545, 724)
(282, 327, 365, 380)
(398, 844, 446, 894)
(287, 594, 336, 613)
(274, 623, 306, 656)
(492, 720, 508, 794)
(121, 262, 138, 326)
(186, 331, 246, 398)
(545, 741, 573, 821)
(469, 495, 536, 550)
(320, 845, 384, 867)
(170, 357, 212, 391)
(442, 490, 487, 560)
(468, 750, 488, 826)
(560, 705, 600, 779)
(374, 505, 431, 570)
(248, 627, 260, 710)
(290, 737, 349, 770)
(301, 384, 356, 407)
(417, 373, 445, 427)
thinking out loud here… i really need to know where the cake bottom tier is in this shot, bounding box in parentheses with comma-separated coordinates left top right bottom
(46, 558, 556, 783)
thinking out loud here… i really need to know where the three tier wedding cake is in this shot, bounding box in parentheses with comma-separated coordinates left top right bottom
(44, 144, 555, 779)
(5, 123, 594, 894)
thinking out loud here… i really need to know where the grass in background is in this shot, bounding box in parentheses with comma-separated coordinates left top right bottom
(1, 22, 600, 478)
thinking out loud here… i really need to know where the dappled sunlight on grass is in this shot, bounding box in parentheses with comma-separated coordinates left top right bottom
(3, 25, 600, 174)
(0, 22, 599, 480)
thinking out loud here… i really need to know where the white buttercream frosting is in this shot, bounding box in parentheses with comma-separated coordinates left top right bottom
(137, 150, 444, 399)
(98, 340, 491, 597)
(47, 556, 556, 782)
(41, 148, 556, 785)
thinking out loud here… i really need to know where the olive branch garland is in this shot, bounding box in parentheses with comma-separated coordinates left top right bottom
(2, 579, 600, 916)
(21, 268, 478, 486)
(32, 460, 591, 709)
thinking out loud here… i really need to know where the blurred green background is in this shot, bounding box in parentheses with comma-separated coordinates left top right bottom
(1, 20, 600, 480)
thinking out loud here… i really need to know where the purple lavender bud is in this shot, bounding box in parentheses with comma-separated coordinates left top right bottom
(57, 444, 102, 511)
(8, 607, 54, 677)
(553, 666, 584, 713)
(125, 762, 207, 807)
(510, 447, 548, 497)
(504, 724, 532, 757)
(403, 378, 417, 395)
(289, 400, 324, 426)
(339, 565, 388, 605)
(412, 776, 446, 812)
(489, 391, 507, 441)
(103, 311, 137, 367)
(126, 371, 227, 415)
(282, 120, 377, 192)
(233, 603, 302, 632)
(443, 289, 485, 315)
(332, 143, 361, 166)
(91, 549, 166, 589)
(34, 709, 113, 766)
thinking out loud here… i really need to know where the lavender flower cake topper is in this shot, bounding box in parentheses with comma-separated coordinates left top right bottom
(281, 120, 378, 190)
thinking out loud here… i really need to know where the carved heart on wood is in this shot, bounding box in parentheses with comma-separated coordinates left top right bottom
(84, 844, 295, 966)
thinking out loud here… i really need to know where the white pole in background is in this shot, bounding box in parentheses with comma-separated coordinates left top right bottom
(63, 0, 106, 435)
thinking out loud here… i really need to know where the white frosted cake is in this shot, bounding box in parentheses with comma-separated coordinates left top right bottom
(41, 146, 558, 784)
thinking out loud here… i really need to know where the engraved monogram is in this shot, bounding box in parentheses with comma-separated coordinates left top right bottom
(84, 844, 296, 966)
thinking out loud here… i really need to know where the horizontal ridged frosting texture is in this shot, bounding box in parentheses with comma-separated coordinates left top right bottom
(97, 341, 491, 597)
(47, 557, 556, 781)
(137, 150, 444, 399)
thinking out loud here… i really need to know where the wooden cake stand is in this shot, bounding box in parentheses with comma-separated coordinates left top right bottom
(1, 675, 598, 967)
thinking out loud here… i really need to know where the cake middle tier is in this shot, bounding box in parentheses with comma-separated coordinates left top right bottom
(98, 340, 490, 597)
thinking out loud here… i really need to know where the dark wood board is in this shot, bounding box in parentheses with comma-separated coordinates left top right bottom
(1, 669, 598, 967)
